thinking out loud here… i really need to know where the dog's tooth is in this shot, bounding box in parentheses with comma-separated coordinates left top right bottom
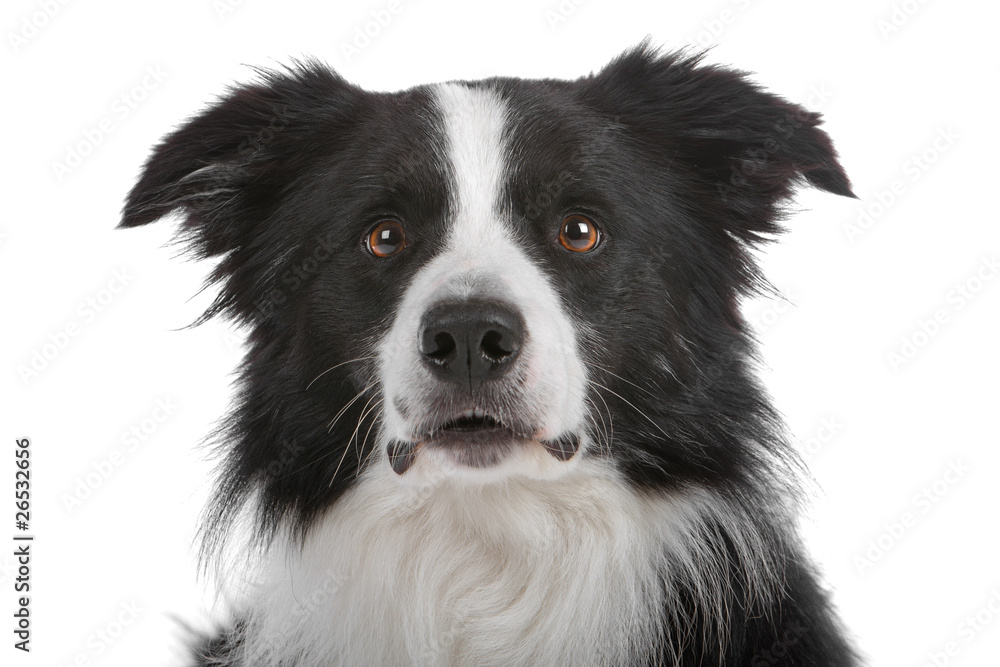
(387, 440, 417, 475)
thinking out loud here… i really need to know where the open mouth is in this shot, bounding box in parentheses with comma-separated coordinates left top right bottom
(435, 409, 508, 435)
(421, 409, 520, 470)
(386, 409, 580, 475)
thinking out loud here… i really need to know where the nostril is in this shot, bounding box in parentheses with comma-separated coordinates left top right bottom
(423, 331, 457, 364)
(418, 300, 525, 389)
(480, 329, 517, 364)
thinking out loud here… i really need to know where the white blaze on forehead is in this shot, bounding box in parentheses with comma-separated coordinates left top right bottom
(432, 82, 512, 253)
(375, 80, 589, 478)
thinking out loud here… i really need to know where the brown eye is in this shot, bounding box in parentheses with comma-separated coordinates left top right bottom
(558, 214, 600, 252)
(367, 220, 406, 257)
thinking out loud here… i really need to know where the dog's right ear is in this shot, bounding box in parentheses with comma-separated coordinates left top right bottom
(586, 44, 853, 245)
(119, 62, 358, 320)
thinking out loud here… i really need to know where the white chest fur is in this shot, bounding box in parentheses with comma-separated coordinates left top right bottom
(220, 460, 771, 666)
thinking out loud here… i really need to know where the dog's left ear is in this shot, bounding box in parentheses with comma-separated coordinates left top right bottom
(586, 45, 854, 239)
(119, 62, 359, 321)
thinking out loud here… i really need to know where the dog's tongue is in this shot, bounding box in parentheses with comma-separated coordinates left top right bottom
(387, 440, 418, 475)
(541, 433, 580, 461)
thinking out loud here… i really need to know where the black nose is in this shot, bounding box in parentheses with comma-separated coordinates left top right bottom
(418, 300, 524, 391)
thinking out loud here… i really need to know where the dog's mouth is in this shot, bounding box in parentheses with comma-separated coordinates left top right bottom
(387, 409, 580, 474)
(438, 409, 505, 433)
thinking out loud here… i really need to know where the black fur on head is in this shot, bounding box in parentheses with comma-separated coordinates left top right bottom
(122, 60, 451, 560)
(120, 44, 853, 569)
(542, 45, 855, 496)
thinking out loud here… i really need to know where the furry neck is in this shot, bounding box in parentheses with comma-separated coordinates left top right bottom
(214, 460, 776, 666)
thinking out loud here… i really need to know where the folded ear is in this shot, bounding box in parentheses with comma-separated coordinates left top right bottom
(586, 44, 854, 241)
(119, 62, 358, 320)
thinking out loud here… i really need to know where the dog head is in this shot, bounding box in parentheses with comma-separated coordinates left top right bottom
(121, 45, 852, 537)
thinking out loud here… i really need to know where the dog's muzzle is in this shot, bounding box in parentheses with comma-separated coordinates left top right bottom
(386, 298, 580, 475)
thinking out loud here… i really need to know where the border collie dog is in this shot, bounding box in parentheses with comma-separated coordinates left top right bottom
(122, 45, 858, 666)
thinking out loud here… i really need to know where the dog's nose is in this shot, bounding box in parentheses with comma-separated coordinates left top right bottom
(418, 300, 524, 390)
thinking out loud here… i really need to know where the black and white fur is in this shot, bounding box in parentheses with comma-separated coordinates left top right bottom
(121, 44, 859, 666)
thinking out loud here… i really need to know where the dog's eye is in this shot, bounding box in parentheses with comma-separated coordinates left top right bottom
(367, 220, 406, 257)
(558, 215, 601, 252)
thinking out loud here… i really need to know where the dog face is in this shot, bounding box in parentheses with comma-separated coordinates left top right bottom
(123, 45, 857, 666)
(121, 44, 851, 532)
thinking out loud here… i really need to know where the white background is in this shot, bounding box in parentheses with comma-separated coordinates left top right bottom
(3, 0, 998, 665)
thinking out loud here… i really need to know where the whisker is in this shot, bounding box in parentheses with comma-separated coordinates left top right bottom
(582, 396, 603, 450)
(358, 407, 384, 472)
(327, 440, 353, 488)
(350, 395, 383, 461)
(589, 379, 711, 474)
(588, 384, 615, 448)
(583, 400, 610, 456)
(588, 360, 662, 400)
(306, 356, 378, 391)
(326, 383, 377, 433)
(329, 396, 384, 487)
(588, 379, 668, 440)
(326, 395, 380, 486)
(360, 411, 389, 472)
(277, 386, 374, 479)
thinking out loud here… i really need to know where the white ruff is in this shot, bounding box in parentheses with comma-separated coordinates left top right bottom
(220, 461, 773, 666)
